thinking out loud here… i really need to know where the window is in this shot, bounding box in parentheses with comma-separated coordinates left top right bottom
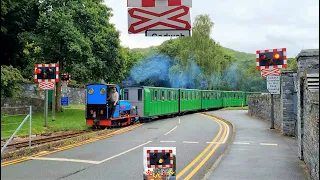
(154, 90, 158, 101)
(168, 91, 171, 101)
(151, 89, 153, 102)
(123, 89, 129, 100)
(138, 89, 142, 101)
(172, 90, 175, 100)
(181, 92, 184, 99)
(162, 90, 165, 101)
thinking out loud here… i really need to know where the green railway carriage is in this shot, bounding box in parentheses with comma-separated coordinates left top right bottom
(179, 89, 202, 112)
(222, 91, 246, 107)
(201, 90, 224, 109)
(122, 86, 179, 118)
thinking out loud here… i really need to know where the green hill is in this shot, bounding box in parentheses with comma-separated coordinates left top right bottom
(131, 46, 256, 62)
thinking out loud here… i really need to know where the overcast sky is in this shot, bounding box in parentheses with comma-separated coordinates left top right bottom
(103, 0, 319, 57)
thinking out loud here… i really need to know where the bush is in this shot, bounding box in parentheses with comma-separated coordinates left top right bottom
(1, 65, 25, 98)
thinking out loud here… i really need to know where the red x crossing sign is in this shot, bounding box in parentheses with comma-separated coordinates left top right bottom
(128, 6, 191, 34)
(261, 68, 281, 78)
(127, 0, 192, 7)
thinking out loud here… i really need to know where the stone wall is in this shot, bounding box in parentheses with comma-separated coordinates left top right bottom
(281, 71, 297, 136)
(1, 97, 44, 116)
(20, 83, 86, 105)
(296, 49, 319, 160)
(303, 90, 319, 180)
(248, 94, 282, 130)
(1, 83, 86, 116)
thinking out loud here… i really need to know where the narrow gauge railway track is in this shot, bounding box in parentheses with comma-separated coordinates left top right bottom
(2, 130, 101, 150)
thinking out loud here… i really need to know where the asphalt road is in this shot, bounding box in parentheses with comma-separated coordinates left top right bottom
(203, 110, 310, 180)
(1, 113, 231, 180)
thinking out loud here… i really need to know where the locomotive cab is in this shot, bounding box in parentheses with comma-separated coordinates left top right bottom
(85, 83, 140, 128)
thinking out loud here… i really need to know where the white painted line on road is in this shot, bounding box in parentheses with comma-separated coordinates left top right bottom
(178, 118, 181, 124)
(260, 143, 278, 146)
(233, 142, 250, 145)
(164, 126, 178, 136)
(206, 142, 224, 144)
(29, 157, 100, 164)
(160, 141, 176, 143)
(183, 141, 199, 144)
(99, 141, 152, 164)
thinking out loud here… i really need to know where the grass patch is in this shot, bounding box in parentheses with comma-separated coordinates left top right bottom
(221, 106, 248, 110)
(63, 104, 85, 109)
(1, 107, 88, 139)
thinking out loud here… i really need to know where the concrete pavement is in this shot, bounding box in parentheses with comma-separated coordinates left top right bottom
(203, 110, 310, 180)
(1, 113, 231, 180)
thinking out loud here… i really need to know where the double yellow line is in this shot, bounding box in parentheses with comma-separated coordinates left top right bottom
(176, 113, 228, 180)
(1, 124, 143, 167)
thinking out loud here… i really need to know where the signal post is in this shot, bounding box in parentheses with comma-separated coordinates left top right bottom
(34, 63, 59, 127)
(256, 48, 287, 129)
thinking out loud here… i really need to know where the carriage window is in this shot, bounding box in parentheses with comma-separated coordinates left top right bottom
(168, 91, 171, 101)
(162, 91, 165, 101)
(123, 89, 129, 100)
(138, 89, 142, 101)
(154, 90, 158, 101)
(172, 91, 175, 100)
(181, 92, 184, 99)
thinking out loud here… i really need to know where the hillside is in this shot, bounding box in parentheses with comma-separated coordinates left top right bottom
(131, 45, 256, 62)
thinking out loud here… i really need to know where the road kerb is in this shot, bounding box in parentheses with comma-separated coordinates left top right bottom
(1, 124, 143, 167)
(200, 113, 236, 180)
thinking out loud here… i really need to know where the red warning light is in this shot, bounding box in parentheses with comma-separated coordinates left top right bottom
(36, 68, 41, 74)
(260, 54, 266, 60)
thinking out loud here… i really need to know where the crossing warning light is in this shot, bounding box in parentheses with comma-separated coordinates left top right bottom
(34, 63, 59, 82)
(256, 48, 287, 70)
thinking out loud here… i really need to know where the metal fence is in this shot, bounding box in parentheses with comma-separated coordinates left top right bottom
(1, 106, 32, 154)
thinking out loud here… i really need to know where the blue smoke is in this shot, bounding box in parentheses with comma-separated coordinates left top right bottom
(125, 53, 204, 89)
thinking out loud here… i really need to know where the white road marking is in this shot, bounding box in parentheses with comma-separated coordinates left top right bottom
(160, 141, 176, 143)
(164, 126, 178, 135)
(260, 143, 278, 146)
(29, 157, 100, 164)
(99, 141, 152, 163)
(183, 141, 199, 144)
(234, 142, 250, 145)
(206, 142, 224, 144)
(178, 118, 181, 124)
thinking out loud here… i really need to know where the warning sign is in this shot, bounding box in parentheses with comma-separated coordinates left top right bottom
(143, 147, 176, 180)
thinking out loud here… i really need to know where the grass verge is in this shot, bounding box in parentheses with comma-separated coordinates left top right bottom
(1, 106, 87, 139)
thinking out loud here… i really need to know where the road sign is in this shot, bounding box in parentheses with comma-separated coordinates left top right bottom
(39, 82, 55, 90)
(127, 0, 192, 7)
(61, 96, 69, 106)
(267, 76, 280, 94)
(143, 147, 176, 180)
(256, 48, 287, 70)
(145, 29, 190, 37)
(128, 6, 191, 34)
(261, 68, 281, 78)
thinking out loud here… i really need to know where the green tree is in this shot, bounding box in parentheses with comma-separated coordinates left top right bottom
(20, 0, 125, 112)
(1, 65, 25, 98)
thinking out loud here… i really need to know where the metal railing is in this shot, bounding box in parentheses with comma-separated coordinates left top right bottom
(1, 106, 32, 154)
